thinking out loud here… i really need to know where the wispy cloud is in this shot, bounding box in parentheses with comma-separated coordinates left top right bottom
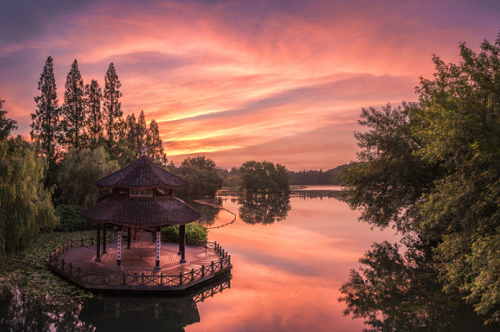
(1, 0, 498, 168)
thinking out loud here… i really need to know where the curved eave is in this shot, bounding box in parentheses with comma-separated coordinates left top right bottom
(96, 183, 189, 190)
(81, 197, 201, 227)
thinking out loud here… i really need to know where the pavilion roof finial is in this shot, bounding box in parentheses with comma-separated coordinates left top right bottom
(141, 145, 147, 156)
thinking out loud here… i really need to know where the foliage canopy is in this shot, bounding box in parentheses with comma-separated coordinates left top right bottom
(340, 33, 500, 322)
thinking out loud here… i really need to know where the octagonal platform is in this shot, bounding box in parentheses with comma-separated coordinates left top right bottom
(48, 232, 232, 293)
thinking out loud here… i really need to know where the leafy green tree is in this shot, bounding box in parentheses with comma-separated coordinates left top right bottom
(85, 79, 103, 148)
(340, 33, 500, 323)
(146, 119, 167, 165)
(57, 146, 119, 208)
(103, 63, 122, 143)
(0, 137, 58, 254)
(0, 99, 17, 141)
(177, 156, 223, 195)
(340, 103, 442, 235)
(412, 36, 500, 322)
(239, 161, 290, 193)
(31, 56, 62, 165)
(62, 59, 87, 149)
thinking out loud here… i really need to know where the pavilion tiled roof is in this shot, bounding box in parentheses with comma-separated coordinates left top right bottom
(81, 197, 201, 227)
(95, 155, 189, 189)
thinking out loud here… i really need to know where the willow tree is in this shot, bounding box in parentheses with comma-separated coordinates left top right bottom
(57, 146, 119, 208)
(0, 138, 58, 254)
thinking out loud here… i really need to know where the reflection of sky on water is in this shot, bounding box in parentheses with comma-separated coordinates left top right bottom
(187, 195, 401, 332)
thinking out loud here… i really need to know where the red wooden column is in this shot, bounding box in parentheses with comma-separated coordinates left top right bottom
(154, 226, 161, 271)
(96, 223, 101, 262)
(102, 223, 107, 254)
(127, 227, 131, 249)
(180, 224, 186, 263)
(116, 226, 123, 270)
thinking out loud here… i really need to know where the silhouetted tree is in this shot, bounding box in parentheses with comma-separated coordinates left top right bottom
(125, 110, 147, 157)
(62, 59, 87, 149)
(0, 99, 17, 141)
(103, 63, 122, 143)
(85, 79, 103, 147)
(146, 119, 167, 165)
(31, 56, 62, 164)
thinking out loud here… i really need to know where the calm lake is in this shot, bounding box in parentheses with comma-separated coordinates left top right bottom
(1, 190, 496, 331)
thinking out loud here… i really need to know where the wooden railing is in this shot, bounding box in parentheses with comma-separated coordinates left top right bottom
(48, 235, 232, 290)
(49, 234, 115, 259)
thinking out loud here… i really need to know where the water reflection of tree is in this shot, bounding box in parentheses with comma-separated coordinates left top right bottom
(338, 239, 500, 332)
(183, 196, 223, 226)
(0, 276, 231, 331)
(238, 194, 291, 224)
(0, 290, 94, 332)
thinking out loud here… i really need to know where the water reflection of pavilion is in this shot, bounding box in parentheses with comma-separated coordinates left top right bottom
(79, 275, 231, 332)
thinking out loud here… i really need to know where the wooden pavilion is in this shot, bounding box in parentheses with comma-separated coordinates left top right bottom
(81, 146, 201, 271)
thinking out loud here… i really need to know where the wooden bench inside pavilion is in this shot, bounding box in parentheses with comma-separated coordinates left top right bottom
(47, 146, 232, 292)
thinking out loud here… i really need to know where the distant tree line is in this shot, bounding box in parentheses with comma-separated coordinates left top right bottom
(288, 163, 357, 185)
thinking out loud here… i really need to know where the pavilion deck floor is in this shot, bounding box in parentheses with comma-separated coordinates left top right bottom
(58, 232, 220, 275)
(49, 232, 232, 292)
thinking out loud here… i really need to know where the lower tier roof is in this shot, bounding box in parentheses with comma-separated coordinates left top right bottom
(81, 197, 201, 227)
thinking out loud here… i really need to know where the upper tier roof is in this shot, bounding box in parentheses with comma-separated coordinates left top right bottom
(96, 155, 189, 189)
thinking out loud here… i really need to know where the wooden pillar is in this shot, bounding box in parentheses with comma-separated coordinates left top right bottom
(180, 224, 186, 263)
(95, 223, 101, 262)
(102, 223, 107, 254)
(178, 226, 182, 255)
(154, 226, 161, 271)
(116, 226, 123, 270)
(127, 227, 131, 249)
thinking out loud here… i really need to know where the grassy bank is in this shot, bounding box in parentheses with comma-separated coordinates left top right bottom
(0, 230, 96, 305)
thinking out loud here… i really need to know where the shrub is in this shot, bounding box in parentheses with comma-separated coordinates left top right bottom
(161, 223, 208, 241)
(54, 204, 93, 232)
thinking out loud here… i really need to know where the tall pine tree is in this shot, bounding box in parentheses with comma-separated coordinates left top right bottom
(31, 56, 62, 164)
(125, 110, 147, 157)
(62, 59, 87, 149)
(85, 79, 103, 147)
(0, 99, 18, 141)
(103, 63, 122, 143)
(146, 119, 167, 165)
(125, 112, 137, 153)
(137, 110, 147, 151)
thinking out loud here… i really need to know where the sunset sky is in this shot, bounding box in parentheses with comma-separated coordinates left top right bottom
(1, 0, 499, 170)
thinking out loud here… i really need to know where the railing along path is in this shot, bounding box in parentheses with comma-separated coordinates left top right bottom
(48, 235, 232, 290)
